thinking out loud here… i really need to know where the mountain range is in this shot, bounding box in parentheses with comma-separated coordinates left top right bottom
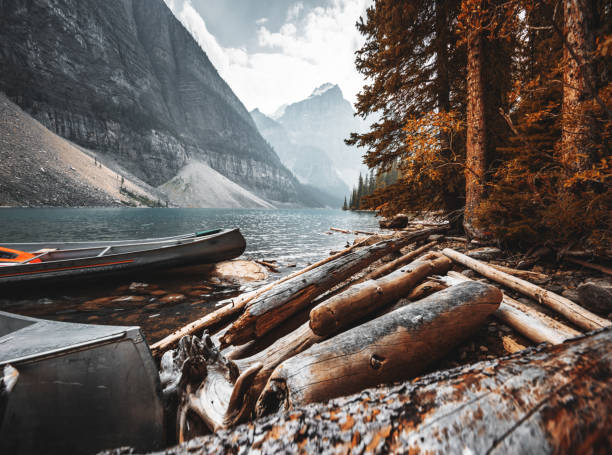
(251, 84, 368, 207)
(0, 0, 328, 208)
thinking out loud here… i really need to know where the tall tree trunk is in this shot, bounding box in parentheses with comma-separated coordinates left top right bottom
(464, 27, 486, 238)
(435, 1, 462, 229)
(561, 0, 595, 172)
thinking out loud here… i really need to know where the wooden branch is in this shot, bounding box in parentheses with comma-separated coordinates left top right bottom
(222, 229, 439, 347)
(488, 263, 550, 284)
(255, 260, 279, 273)
(309, 254, 452, 337)
(362, 240, 439, 281)
(257, 281, 502, 414)
(156, 328, 612, 455)
(565, 257, 612, 277)
(445, 271, 581, 345)
(330, 227, 351, 234)
(150, 236, 374, 355)
(442, 248, 611, 331)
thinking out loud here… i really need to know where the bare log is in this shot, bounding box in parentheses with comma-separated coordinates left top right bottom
(565, 257, 612, 277)
(330, 227, 351, 234)
(257, 281, 502, 414)
(222, 229, 439, 347)
(362, 240, 439, 281)
(156, 328, 612, 455)
(488, 263, 550, 284)
(444, 271, 581, 345)
(309, 254, 452, 337)
(443, 248, 611, 331)
(150, 235, 375, 355)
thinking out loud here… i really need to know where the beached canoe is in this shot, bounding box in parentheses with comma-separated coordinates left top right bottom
(0, 311, 164, 454)
(0, 228, 246, 286)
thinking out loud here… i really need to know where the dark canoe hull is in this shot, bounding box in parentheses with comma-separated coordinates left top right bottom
(0, 228, 246, 286)
(0, 312, 164, 454)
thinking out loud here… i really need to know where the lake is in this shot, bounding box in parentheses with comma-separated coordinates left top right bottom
(0, 208, 380, 342)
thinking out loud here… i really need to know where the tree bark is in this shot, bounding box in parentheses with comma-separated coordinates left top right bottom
(155, 328, 612, 455)
(257, 281, 502, 415)
(309, 254, 452, 337)
(464, 26, 487, 238)
(222, 230, 437, 347)
(562, 0, 595, 171)
(443, 248, 610, 330)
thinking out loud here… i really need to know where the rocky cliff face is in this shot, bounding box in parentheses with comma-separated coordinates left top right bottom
(251, 108, 348, 207)
(273, 84, 368, 188)
(0, 0, 306, 205)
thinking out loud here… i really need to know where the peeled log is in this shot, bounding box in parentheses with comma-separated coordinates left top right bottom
(257, 281, 502, 414)
(443, 248, 611, 331)
(158, 328, 612, 455)
(309, 254, 452, 337)
(223, 230, 437, 347)
(444, 271, 581, 345)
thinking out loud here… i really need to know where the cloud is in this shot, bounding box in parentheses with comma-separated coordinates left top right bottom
(255, 17, 269, 25)
(164, 0, 372, 115)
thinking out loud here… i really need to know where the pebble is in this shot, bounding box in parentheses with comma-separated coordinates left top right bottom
(479, 346, 489, 352)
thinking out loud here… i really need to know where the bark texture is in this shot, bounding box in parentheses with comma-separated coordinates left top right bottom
(258, 281, 502, 414)
(156, 328, 612, 455)
(464, 27, 487, 238)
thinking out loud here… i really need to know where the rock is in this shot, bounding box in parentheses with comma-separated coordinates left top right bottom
(379, 214, 408, 229)
(149, 289, 167, 297)
(428, 234, 444, 241)
(466, 247, 502, 261)
(83, 296, 116, 306)
(212, 260, 268, 283)
(128, 282, 159, 294)
(461, 269, 477, 278)
(561, 289, 580, 302)
(286, 263, 297, 268)
(111, 295, 147, 304)
(546, 284, 565, 294)
(577, 279, 612, 314)
(158, 294, 186, 305)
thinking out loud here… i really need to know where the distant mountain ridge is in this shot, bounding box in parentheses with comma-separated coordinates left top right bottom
(251, 84, 368, 205)
(0, 0, 317, 207)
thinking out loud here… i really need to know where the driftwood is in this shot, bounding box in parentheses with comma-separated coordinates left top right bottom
(443, 248, 611, 331)
(566, 257, 612, 276)
(154, 328, 612, 455)
(330, 227, 377, 236)
(222, 229, 438, 347)
(488, 262, 550, 283)
(501, 335, 526, 353)
(445, 271, 581, 345)
(151, 235, 374, 355)
(255, 260, 279, 273)
(257, 281, 502, 414)
(309, 254, 452, 337)
(362, 240, 439, 281)
(406, 279, 447, 301)
(330, 227, 351, 234)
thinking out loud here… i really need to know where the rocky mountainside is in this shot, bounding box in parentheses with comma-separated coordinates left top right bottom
(0, 0, 312, 206)
(273, 84, 368, 188)
(251, 109, 348, 207)
(0, 93, 162, 207)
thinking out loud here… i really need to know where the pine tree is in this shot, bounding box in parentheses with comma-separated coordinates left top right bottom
(342, 196, 348, 211)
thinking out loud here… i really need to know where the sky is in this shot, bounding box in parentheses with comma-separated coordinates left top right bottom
(163, 0, 372, 115)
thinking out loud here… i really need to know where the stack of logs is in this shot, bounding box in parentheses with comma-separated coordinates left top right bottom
(151, 228, 611, 451)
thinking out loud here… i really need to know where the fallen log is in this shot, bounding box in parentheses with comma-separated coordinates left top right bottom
(406, 279, 447, 301)
(309, 254, 452, 337)
(257, 281, 502, 414)
(443, 248, 611, 331)
(565, 257, 612, 277)
(222, 229, 439, 347)
(155, 328, 612, 455)
(329, 227, 351, 234)
(488, 263, 550, 284)
(362, 240, 439, 281)
(151, 236, 374, 355)
(444, 271, 581, 344)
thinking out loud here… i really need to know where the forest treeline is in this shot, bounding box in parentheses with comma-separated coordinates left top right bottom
(346, 0, 610, 249)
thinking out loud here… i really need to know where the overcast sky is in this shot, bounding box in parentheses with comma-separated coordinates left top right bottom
(163, 0, 372, 115)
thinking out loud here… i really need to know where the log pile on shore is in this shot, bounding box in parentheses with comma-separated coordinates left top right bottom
(145, 227, 611, 453)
